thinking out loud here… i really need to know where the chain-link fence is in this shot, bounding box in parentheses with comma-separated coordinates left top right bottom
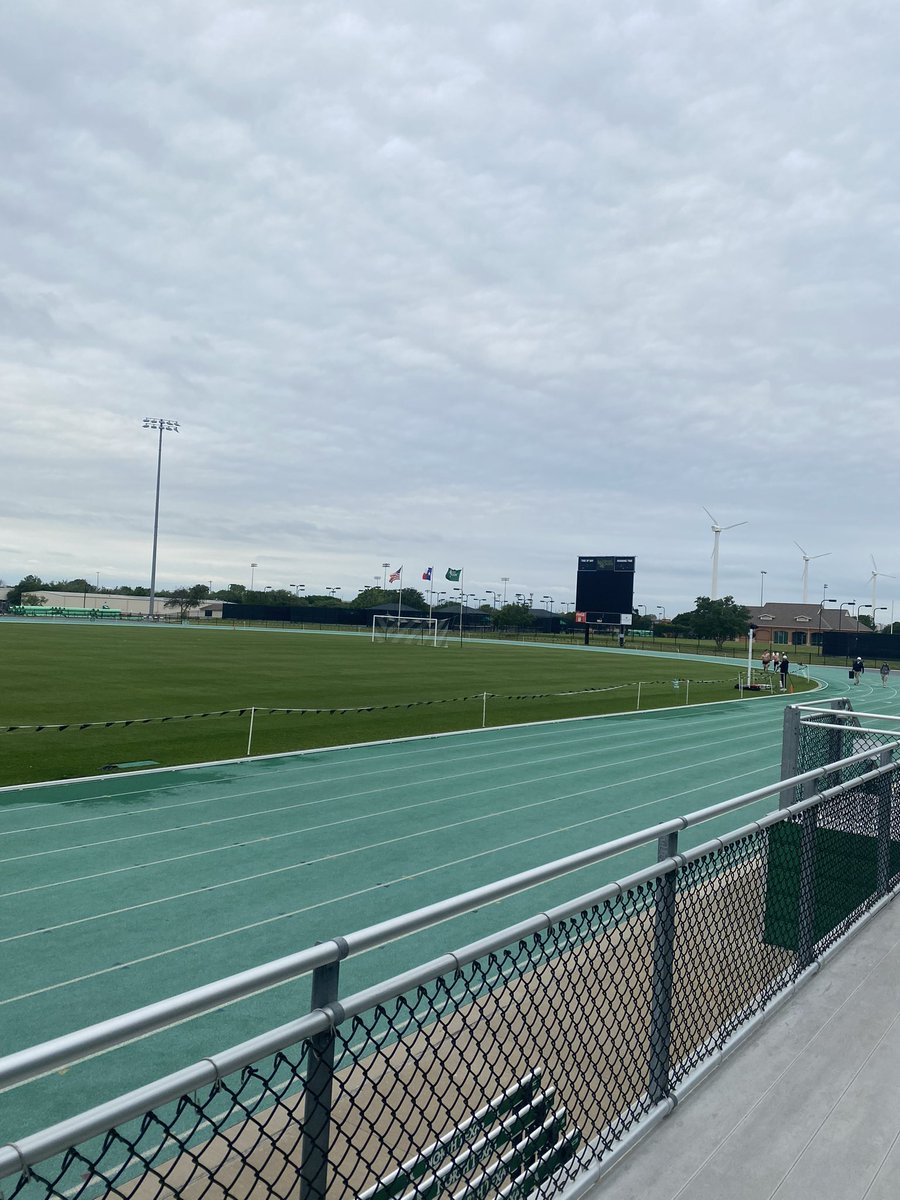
(784, 699, 900, 802)
(3, 720, 900, 1200)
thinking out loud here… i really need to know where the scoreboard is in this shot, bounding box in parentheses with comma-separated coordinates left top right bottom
(575, 556, 635, 624)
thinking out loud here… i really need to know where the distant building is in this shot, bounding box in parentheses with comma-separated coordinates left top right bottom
(746, 603, 867, 648)
(18, 591, 224, 619)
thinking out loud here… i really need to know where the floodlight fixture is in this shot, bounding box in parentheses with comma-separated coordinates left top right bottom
(142, 418, 181, 616)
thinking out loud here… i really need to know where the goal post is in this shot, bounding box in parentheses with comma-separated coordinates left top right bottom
(371, 614, 450, 646)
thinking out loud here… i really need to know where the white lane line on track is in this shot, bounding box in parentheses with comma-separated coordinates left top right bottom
(0, 697, 789, 844)
(0, 719, 782, 901)
(0, 688, 790, 820)
(0, 725, 778, 869)
(0, 739, 782, 945)
(0, 756, 778, 1006)
(0, 699, 784, 834)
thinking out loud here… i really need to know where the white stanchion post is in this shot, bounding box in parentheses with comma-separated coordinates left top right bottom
(246, 706, 256, 757)
(747, 624, 755, 687)
(685, 679, 690, 705)
(636, 681, 642, 711)
(482, 692, 488, 727)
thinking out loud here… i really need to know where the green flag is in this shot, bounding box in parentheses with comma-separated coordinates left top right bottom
(445, 568, 462, 582)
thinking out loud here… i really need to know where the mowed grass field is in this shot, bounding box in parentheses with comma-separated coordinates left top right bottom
(0, 620, 811, 786)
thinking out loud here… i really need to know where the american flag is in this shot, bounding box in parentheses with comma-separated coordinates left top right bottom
(389, 567, 402, 583)
(422, 566, 433, 581)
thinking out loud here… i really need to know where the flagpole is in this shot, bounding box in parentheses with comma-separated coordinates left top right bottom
(397, 568, 402, 620)
(458, 568, 464, 646)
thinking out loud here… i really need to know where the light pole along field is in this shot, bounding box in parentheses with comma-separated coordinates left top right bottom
(0, 621, 815, 787)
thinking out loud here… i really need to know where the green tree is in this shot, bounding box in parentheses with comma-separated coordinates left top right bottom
(7, 575, 45, 606)
(164, 585, 209, 619)
(857, 613, 875, 630)
(670, 610, 696, 637)
(350, 587, 391, 608)
(686, 595, 751, 649)
(399, 588, 428, 611)
(49, 578, 94, 594)
(494, 602, 535, 630)
(22, 593, 47, 606)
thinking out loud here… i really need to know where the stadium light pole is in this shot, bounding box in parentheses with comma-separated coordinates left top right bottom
(875, 606, 887, 630)
(759, 571, 767, 607)
(382, 562, 390, 589)
(142, 418, 180, 617)
(501, 577, 510, 604)
(486, 590, 499, 608)
(817, 597, 836, 655)
(657, 605, 666, 620)
(543, 595, 553, 612)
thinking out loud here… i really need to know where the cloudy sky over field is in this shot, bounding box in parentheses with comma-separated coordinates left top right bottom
(3, 1, 900, 614)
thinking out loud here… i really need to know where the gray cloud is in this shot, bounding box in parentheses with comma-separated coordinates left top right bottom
(2, 1, 899, 610)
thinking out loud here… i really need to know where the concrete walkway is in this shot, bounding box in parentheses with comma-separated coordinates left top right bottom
(594, 893, 900, 1199)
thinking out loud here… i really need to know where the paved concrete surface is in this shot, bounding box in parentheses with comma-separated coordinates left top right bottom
(592, 894, 900, 1199)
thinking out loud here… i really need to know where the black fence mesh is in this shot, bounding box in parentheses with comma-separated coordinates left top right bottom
(6, 768, 899, 1200)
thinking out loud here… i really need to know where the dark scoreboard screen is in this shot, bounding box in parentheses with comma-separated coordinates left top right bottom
(575, 556, 635, 624)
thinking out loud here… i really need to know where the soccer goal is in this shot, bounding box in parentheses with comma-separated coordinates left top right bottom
(371, 614, 451, 645)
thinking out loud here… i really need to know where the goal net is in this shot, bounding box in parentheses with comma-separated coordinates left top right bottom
(371, 614, 451, 646)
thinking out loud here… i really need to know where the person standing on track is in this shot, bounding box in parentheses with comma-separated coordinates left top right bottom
(779, 653, 790, 691)
(761, 650, 771, 672)
(852, 656, 864, 684)
(880, 662, 890, 687)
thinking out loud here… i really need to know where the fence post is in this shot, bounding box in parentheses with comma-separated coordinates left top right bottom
(299, 948, 346, 1200)
(246, 706, 256, 757)
(876, 750, 893, 896)
(796, 778, 819, 972)
(779, 704, 803, 809)
(648, 831, 678, 1105)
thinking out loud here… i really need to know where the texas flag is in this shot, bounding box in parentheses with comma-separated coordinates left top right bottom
(422, 566, 433, 581)
(388, 567, 402, 583)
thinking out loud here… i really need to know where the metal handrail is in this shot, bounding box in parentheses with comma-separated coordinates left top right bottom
(2, 753, 896, 1180)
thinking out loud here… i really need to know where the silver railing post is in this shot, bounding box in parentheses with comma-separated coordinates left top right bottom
(795, 779, 819, 972)
(876, 750, 894, 897)
(779, 705, 803, 809)
(648, 831, 678, 1105)
(299, 943, 348, 1200)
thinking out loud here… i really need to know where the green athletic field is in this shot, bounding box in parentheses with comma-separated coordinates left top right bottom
(0, 620, 813, 786)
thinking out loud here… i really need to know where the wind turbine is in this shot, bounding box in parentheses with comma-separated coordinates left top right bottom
(869, 555, 895, 615)
(704, 508, 747, 600)
(795, 542, 830, 605)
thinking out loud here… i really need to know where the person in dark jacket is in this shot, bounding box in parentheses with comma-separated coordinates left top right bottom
(779, 654, 790, 691)
(852, 656, 864, 684)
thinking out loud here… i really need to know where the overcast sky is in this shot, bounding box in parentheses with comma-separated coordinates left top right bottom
(3, 1, 899, 615)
